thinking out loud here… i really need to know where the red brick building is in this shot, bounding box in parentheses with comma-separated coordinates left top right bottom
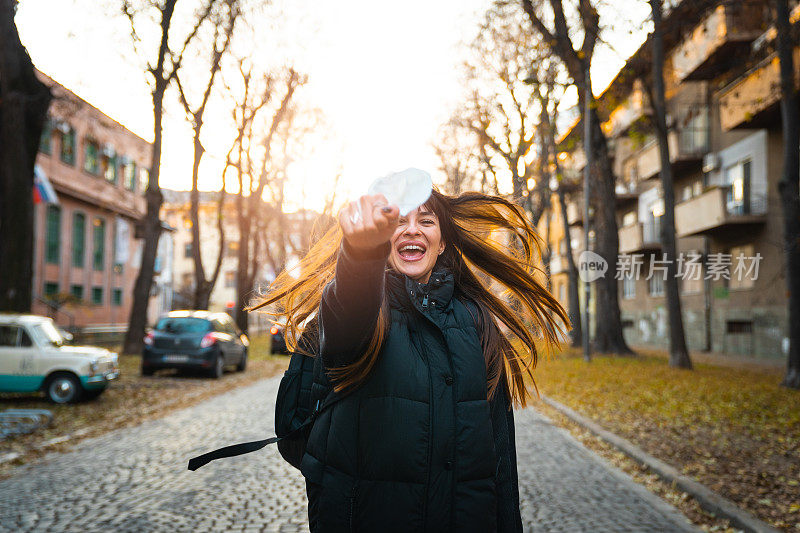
(32, 71, 151, 333)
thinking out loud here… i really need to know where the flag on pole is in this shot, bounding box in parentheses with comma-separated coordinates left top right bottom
(33, 165, 59, 204)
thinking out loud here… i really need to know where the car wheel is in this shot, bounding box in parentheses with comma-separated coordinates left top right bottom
(45, 373, 83, 404)
(209, 355, 224, 379)
(141, 365, 154, 376)
(236, 349, 248, 372)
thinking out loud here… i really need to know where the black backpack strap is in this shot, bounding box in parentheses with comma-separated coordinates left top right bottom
(187, 394, 338, 471)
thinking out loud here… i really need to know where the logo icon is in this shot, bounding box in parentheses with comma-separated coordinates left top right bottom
(578, 251, 608, 282)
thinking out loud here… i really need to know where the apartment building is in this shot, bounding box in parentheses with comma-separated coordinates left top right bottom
(32, 71, 151, 333)
(546, 0, 796, 358)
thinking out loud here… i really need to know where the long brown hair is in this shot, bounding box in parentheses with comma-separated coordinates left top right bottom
(248, 189, 569, 407)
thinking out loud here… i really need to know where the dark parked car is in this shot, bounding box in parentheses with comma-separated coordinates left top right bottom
(142, 311, 249, 378)
(271, 323, 287, 355)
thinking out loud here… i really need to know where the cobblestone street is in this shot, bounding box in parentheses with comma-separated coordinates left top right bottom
(0, 376, 696, 532)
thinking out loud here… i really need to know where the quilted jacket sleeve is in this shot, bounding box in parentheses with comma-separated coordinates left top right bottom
(318, 240, 390, 370)
(490, 378, 523, 532)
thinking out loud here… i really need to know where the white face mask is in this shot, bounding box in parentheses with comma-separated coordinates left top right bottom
(368, 167, 432, 216)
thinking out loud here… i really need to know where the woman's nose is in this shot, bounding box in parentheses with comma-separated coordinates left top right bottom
(404, 220, 421, 235)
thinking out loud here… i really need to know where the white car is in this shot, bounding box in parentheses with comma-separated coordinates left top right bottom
(0, 314, 119, 403)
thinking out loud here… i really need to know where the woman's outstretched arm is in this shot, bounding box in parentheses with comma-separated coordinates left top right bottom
(319, 240, 389, 369)
(318, 194, 398, 369)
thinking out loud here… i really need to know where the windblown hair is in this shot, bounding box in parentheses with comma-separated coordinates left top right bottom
(248, 189, 569, 408)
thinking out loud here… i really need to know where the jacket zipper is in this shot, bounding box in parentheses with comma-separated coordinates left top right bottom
(413, 311, 435, 533)
(417, 288, 459, 532)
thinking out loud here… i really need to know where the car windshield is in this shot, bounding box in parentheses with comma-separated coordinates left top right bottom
(155, 317, 211, 334)
(32, 321, 64, 347)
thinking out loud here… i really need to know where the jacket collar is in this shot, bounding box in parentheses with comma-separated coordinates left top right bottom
(386, 267, 455, 311)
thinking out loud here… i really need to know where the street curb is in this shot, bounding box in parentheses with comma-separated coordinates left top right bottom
(541, 396, 781, 533)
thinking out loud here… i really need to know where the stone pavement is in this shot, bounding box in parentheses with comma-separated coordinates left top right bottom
(0, 376, 697, 532)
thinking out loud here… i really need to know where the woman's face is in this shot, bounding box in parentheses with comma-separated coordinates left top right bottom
(388, 206, 445, 284)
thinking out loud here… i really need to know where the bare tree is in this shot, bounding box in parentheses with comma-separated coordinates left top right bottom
(174, 0, 240, 309)
(433, 116, 485, 195)
(521, 0, 634, 355)
(225, 64, 303, 333)
(774, 0, 800, 388)
(462, 4, 544, 211)
(0, 0, 52, 312)
(122, 0, 217, 354)
(647, 0, 691, 369)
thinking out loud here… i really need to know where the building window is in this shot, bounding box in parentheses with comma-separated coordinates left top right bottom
(623, 274, 636, 299)
(84, 139, 100, 175)
(70, 284, 84, 301)
(648, 274, 664, 297)
(93, 217, 106, 271)
(92, 286, 103, 305)
(102, 145, 117, 184)
(122, 159, 136, 191)
(622, 211, 637, 227)
(226, 241, 240, 258)
(43, 282, 59, 299)
(139, 167, 149, 192)
(727, 320, 753, 334)
(112, 288, 123, 306)
(184, 243, 193, 258)
(59, 124, 76, 165)
(39, 118, 53, 154)
(724, 159, 753, 215)
(45, 205, 61, 264)
(72, 212, 86, 268)
(224, 271, 236, 288)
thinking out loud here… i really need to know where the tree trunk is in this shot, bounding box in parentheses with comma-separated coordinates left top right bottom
(0, 0, 52, 313)
(650, 0, 692, 369)
(189, 134, 208, 310)
(775, 0, 800, 389)
(578, 89, 634, 355)
(122, 0, 177, 355)
(234, 182, 251, 334)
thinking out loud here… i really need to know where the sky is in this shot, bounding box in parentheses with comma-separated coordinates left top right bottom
(15, 0, 650, 213)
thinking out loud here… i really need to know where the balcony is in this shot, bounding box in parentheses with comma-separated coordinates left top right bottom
(719, 46, 800, 131)
(605, 82, 652, 138)
(619, 220, 662, 254)
(671, 3, 767, 82)
(674, 185, 766, 237)
(615, 181, 640, 206)
(632, 127, 709, 181)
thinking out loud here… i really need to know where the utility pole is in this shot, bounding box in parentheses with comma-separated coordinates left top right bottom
(582, 61, 592, 363)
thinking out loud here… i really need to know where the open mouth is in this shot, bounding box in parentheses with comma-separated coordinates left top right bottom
(397, 242, 427, 262)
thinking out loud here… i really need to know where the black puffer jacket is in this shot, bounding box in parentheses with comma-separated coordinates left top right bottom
(301, 242, 522, 532)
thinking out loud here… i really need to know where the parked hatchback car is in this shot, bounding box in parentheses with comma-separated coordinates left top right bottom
(142, 311, 249, 378)
(0, 314, 119, 403)
(270, 323, 287, 354)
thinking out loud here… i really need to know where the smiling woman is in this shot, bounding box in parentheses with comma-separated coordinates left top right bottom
(250, 186, 568, 532)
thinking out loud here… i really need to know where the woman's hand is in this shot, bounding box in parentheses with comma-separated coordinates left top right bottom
(339, 194, 399, 252)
